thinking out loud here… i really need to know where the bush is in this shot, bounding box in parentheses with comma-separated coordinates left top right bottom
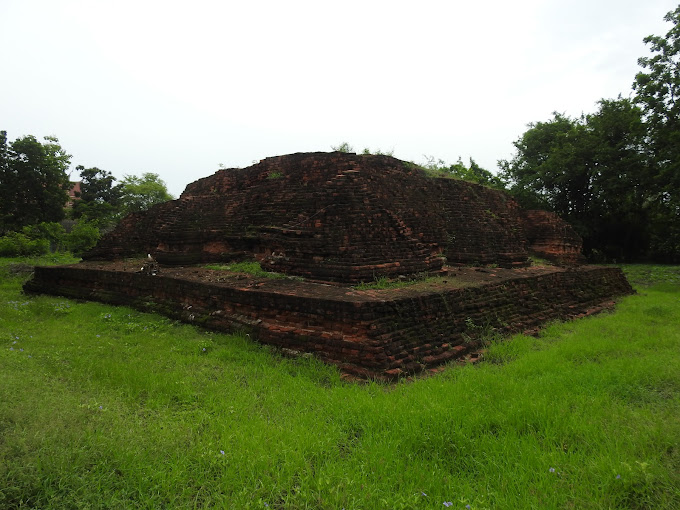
(0, 231, 50, 256)
(22, 222, 66, 251)
(64, 221, 101, 256)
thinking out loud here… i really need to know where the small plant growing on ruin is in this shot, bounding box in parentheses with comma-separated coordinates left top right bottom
(331, 142, 354, 153)
(353, 273, 449, 290)
(207, 261, 262, 276)
(360, 147, 394, 156)
(529, 256, 553, 266)
(462, 316, 502, 347)
(354, 276, 398, 290)
(205, 261, 288, 279)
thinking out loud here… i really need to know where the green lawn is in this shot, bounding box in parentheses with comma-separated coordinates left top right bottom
(1, 258, 679, 509)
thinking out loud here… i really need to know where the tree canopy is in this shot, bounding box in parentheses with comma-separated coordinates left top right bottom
(0, 131, 71, 233)
(633, 5, 680, 260)
(71, 166, 122, 226)
(0, 130, 175, 250)
(500, 99, 651, 260)
(118, 172, 174, 216)
(500, 6, 680, 262)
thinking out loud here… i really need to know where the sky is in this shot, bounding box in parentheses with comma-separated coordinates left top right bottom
(1, 0, 678, 197)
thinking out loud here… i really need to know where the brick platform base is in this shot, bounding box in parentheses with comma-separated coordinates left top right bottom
(24, 262, 633, 379)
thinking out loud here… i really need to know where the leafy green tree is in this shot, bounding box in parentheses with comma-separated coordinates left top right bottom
(633, 5, 680, 261)
(118, 173, 174, 216)
(75, 166, 120, 204)
(499, 112, 591, 218)
(22, 222, 67, 251)
(585, 98, 651, 259)
(72, 166, 122, 227)
(0, 131, 71, 233)
(0, 231, 49, 256)
(500, 99, 651, 260)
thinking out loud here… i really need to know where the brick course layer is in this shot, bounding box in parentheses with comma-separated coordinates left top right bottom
(24, 262, 633, 379)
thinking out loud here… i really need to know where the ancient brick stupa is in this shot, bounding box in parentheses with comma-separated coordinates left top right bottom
(82, 152, 583, 279)
(26, 152, 632, 379)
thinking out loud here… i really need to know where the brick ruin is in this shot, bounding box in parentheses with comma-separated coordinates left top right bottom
(83, 152, 583, 277)
(25, 152, 632, 378)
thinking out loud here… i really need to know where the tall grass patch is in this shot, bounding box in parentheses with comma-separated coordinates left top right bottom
(1, 258, 678, 508)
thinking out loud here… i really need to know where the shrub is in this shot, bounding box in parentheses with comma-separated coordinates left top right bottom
(22, 222, 66, 251)
(64, 221, 101, 256)
(331, 142, 354, 153)
(0, 231, 49, 256)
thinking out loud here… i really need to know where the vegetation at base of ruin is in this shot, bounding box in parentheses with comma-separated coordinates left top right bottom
(352, 273, 475, 291)
(353, 274, 432, 290)
(0, 221, 101, 257)
(2, 255, 679, 509)
(529, 255, 555, 266)
(462, 316, 504, 347)
(615, 263, 680, 287)
(204, 261, 289, 279)
(0, 253, 79, 273)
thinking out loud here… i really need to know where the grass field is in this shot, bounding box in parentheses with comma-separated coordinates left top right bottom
(1, 257, 679, 509)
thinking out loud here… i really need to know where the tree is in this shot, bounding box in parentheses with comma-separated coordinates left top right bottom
(71, 166, 122, 227)
(63, 220, 101, 256)
(118, 172, 174, 216)
(633, 6, 680, 261)
(499, 99, 651, 260)
(634, 6, 680, 172)
(585, 98, 650, 259)
(499, 112, 594, 221)
(0, 131, 71, 233)
(76, 166, 120, 204)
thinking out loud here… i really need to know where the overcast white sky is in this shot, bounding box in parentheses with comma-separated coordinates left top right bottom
(1, 0, 678, 197)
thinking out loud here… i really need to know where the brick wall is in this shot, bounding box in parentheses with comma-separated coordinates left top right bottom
(25, 263, 632, 379)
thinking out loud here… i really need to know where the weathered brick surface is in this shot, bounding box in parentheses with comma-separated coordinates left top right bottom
(82, 152, 573, 282)
(521, 210, 585, 265)
(24, 263, 633, 379)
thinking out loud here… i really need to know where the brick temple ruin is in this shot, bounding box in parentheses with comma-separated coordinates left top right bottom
(25, 152, 633, 378)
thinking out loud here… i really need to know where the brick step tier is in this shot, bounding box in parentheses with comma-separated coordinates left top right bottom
(24, 264, 633, 380)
